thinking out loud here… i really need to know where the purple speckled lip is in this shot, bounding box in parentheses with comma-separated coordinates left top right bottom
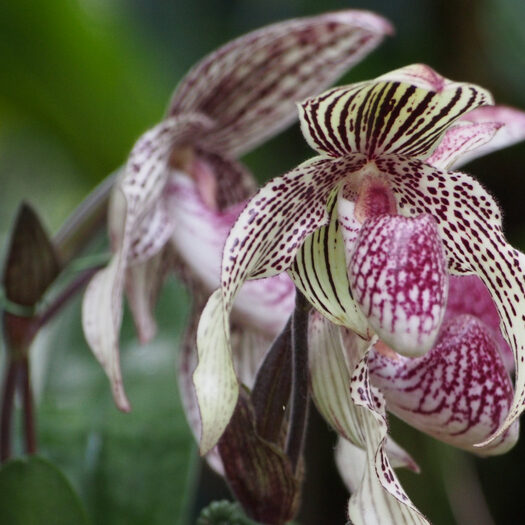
(369, 313, 516, 455)
(349, 212, 448, 357)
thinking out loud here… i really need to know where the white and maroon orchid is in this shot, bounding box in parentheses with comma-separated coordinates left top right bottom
(321, 273, 518, 523)
(81, 11, 393, 411)
(195, 63, 525, 523)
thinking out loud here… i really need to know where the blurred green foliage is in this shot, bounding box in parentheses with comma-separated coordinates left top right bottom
(0, 455, 89, 525)
(1, 1, 525, 524)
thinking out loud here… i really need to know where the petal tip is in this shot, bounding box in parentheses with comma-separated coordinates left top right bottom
(113, 383, 131, 413)
(474, 420, 520, 456)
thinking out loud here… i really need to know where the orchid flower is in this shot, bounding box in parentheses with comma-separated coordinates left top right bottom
(195, 64, 525, 523)
(81, 10, 393, 411)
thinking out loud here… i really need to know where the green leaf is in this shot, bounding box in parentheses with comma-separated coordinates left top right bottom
(0, 456, 89, 525)
(38, 279, 197, 525)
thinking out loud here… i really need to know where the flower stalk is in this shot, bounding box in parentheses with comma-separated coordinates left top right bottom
(0, 175, 116, 462)
(285, 290, 311, 473)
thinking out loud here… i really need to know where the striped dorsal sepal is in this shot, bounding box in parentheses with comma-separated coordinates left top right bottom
(169, 11, 393, 158)
(299, 64, 493, 160)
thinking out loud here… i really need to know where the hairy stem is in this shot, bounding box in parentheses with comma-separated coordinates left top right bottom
(285, 290, 310, 473)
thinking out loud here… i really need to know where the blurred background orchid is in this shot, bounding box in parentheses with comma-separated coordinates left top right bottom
(2, 1, 525, 524)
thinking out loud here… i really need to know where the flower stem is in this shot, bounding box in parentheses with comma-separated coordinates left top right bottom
(53, 169, 118, 264)
(285, 290, 310, 473)
(0, 360, 19, 463)
(20, 357, 36, 456)
(37, 266, 101, 329)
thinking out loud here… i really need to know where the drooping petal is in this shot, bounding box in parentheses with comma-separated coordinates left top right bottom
(289, 186, 369, 338)
(179, 297, 272, 476)
(178, 294, 224, 475)
(426, 120, 501, 170)
(369, 315, 519, 455)
(335, 436, 419, 494)
(451, 105, 525, 168)
(223, 154, 364, 291)
(349, 213, 448, 357)
(195, 289, 239, 455)
(194, 155, 365, 453)
(169, 11, 393, 158)
(299, 64, 492, 159)
(308, 314, 429, 525)
(121, 114, 214, 230)
(386, 156, 525, 446)
(82, 115, 212, 409)
(82, 254, 130, 411)
(445, 274, 513, 371)
(125, 249, 169, 344)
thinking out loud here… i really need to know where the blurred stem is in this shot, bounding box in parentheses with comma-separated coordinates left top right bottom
(285, 290, 310, 473)
(54, 169, 119, 264)
(1, 170, 118, 463)
(37, 266, 101, 329)
(20, 357, 36, 456)
(0, 360, 19, 463)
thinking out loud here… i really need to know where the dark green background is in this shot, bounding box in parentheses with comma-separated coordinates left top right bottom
(1, 1, 524, 524)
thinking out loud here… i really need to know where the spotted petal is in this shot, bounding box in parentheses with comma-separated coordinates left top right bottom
(121, 114, 213, 230)
(308, 314, 429, 525)
(169, 11, 393, 158)
(299, 64, 492, 159)
(386, 156, 525, 447)
(335, 436, 419, 494)
(445, 274, 513, 371)
(127, 199, 174, 264)
(194, 155, 365, 453)
(369, 315, 518, 455)
(349, 213, 448, 356)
